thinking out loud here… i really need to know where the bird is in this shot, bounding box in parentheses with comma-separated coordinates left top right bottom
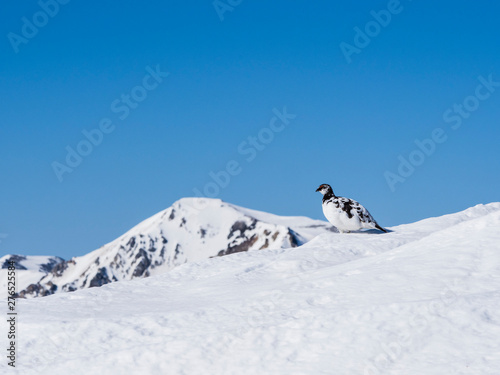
(315, 183, 387, 233)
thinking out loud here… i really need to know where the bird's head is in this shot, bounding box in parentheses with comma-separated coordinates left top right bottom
(315, 184, 333, 196)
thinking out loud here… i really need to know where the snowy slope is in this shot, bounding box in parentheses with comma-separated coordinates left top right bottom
(0, 255, 64, 299)
(4, 203, 500, 375)
(18, 198, 332, 298)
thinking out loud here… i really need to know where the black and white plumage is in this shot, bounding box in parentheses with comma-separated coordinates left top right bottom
(315, 184, 387, 233)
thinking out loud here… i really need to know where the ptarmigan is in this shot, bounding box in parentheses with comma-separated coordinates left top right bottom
(316, 184, 387, 233)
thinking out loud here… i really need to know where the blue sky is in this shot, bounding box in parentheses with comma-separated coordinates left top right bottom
(1, 0, 499, 259)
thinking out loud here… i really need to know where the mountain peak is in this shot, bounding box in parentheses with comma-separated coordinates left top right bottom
(16, 198, 331, 298)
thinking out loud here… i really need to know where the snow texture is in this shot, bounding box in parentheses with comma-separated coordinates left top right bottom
(2, 202, 500, 374)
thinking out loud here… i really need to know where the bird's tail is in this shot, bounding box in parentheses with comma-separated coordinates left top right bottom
(375, 223, 388, 233)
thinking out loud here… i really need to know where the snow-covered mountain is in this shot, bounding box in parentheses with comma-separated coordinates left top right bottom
(18, 198, 332, 298)
(7, 202, 500, 375)
(0, 255, 64, 299)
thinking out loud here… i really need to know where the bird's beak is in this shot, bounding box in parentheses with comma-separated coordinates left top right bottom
(315, 187, 321, 192)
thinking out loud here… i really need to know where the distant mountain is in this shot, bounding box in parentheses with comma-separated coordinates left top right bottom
(0, 255, 64, 299)
(18, 198, 333, 298)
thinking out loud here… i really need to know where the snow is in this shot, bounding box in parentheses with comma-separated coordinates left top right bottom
(2, 203, 500, 374)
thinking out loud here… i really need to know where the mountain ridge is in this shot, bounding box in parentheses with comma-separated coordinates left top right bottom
(15, 197, 333, 298)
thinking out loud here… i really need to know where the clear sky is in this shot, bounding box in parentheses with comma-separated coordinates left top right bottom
(1, 0, 499, 260)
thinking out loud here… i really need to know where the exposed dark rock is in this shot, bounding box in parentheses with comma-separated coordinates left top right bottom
(218, 234, 259, 256)
(132, 249, 151, 278)
(1, 255, 27, 270)
(47, 281, 58, 293)
(287, 229, 301, 248)
(110, 253, 124, 269)
(51, 260, 70, 277)
(127, 236, 136, 248)
(148, 237, 156, 252)
(65, 285, 77, 292)
(174, 244, 182, 261)
(89, 267, 111, 288)
(38, 257, 65, 273)
(16, 282, 52, 298)
(227, 219, 257, 240)
(259, 239, 269, 250)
